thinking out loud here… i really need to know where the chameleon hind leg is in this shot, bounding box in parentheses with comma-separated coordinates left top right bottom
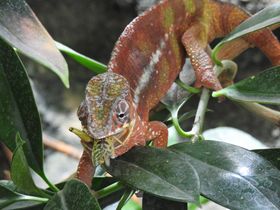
(145, 121, 168, 148)
(181, 23, 223, 90)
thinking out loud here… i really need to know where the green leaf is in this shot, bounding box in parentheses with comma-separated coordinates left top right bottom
(0, 39, 44, 176)
(122, 199, 141, 210)
(188, 196, 209, 210)
(55, 42, 107, 74)
(116, 188, 135, 210)
(0, 0, 69, 87)
(254, 149, 280, 170)
(44, 179, 101, 210)
(212, 3, 280, 65)
(212, 66, 280, 104)
(170, 141, 280, 210)
(91, 176, 118, 191)
(11, 134, 48, 198)
(0, 180, 48, 209)
(106, 146, 200, 204)
(143, 193, 187, 210)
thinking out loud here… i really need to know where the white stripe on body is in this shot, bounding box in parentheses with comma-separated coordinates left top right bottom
(134, 39, 166, 105)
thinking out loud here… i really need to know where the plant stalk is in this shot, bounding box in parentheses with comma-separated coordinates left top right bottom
(41, 174, 60, 192)
(190, 88, 210, 141)
(96, 182, 124, 199)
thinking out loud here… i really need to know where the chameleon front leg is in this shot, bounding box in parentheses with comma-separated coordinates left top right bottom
(145, 121, 168, 148)
(76, 150, 94, 187)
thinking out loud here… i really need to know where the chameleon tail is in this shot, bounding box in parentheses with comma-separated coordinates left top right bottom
(182, 1, 280, 90)
(213, 1, 280, 66)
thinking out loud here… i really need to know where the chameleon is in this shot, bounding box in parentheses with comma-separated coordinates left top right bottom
(71, 0, 280, 186)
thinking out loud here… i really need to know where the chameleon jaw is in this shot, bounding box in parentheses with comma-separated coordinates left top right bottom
(69, 119, 136, 166)
(92, 120, 136, 167)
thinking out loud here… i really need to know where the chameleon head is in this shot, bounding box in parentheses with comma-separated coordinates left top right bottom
(77, 72, 136, 164)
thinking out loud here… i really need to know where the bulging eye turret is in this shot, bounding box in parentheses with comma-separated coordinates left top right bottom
(115, 100, 130, 123)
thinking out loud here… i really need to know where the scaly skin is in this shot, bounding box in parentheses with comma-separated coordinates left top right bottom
(75, 0, 280, 186)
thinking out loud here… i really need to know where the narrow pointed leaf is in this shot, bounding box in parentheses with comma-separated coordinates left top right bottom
(116, 188, 135, 210)
(55, 42, 107, 74)
(106, 146, 200, 204)
(0, 39, 44, 175)
(212, 66, 280, 104)
(0, 180, 48, 209)
(212, 3, 280, 64)
(44, 179, 101, 210)
(254, 149, 280, 170)
(0, 0, 69, 87)
(170, 141, 280, 210)
(11, 134, 48, 198)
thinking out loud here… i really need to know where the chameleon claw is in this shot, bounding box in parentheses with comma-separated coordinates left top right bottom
(69, 127, 92, 143)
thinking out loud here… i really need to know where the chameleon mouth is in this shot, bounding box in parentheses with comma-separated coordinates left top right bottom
(92, 128, 129, 166)
(92, 120, 135, 166)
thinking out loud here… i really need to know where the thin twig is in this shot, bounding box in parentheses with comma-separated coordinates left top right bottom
(43, 134, 82, 160)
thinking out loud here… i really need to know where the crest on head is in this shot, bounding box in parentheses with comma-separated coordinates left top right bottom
(77, 72, 135, 140)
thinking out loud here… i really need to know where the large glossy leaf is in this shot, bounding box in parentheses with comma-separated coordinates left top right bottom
(44, 179, 101, 210)
(0, 0, 69, 87)
(143, 193, 187, 210)
(212, 66, 280, 104)
(11, 135, 48, 198)
(0, 39, 43, 175)
(170, 141, 280, 210)
(212, 3, 280, 65)
(254, 149, 280, 170)
(0, 180, 48, 210)
(106, 146, 200, 204)
(55, 42, 107, 74)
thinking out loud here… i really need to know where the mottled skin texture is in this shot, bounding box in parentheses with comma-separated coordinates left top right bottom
(76, 0, 280, 186)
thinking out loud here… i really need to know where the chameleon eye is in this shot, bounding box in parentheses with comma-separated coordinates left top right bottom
(115, 100, 129, 123)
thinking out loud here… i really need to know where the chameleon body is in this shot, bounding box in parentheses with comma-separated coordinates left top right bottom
(75, 0, 280, 186)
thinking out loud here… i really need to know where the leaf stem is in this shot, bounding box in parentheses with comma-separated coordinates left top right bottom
(23, 195, 49, 203)
(41, 174, 59, 192)
(55, 41, 107, 74)
(175, 79, 201, 94)
(171, 110, 193, 138)
(96, 182, 124, 199)
(2, 196, 49, 208)
(189, 88, 210, 141)
(211, 43, 223, 67)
